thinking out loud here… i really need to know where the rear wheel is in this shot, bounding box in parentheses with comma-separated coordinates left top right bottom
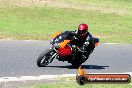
(71, 61, 82, 67)
(70, 53, 84, 67)
(37, 49, 56, 67)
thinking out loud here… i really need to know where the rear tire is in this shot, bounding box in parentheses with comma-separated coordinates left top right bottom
(37, 49, 55, 67)
(71, 61, 82, 67)
(71, 54, 83, 67)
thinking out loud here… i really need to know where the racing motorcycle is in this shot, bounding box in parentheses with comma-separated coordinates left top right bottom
(37, 31, 99, 67)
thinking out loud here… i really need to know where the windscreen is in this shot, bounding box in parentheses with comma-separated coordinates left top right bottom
(51, 31, 72, 44)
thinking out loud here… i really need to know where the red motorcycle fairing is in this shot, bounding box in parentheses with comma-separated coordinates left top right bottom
(57, 45, 72, 56)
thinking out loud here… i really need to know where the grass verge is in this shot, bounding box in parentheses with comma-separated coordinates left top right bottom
(30, 82, 132, 88)
(21, 77, 132, 88)
(0, 0, 132, 43)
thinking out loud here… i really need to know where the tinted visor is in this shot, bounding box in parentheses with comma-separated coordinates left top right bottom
(78, 30, 87, 35)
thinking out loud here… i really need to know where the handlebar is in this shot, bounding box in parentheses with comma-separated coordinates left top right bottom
(72, 45, 87, 53)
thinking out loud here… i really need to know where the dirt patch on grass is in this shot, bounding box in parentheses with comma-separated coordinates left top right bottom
(0, 0, 66, 7)
(0, 0, 130, 15)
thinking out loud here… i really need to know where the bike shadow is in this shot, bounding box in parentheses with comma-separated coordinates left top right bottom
(46, 65, 109, 69)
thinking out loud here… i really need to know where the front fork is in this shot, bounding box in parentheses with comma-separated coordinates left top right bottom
(49, 53, 58, 61)
(48, 47, 58, 63)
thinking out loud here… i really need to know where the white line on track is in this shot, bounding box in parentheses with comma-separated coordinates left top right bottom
(103, 43, 131, 45)
(0, 74, 75, 82)
(0, 73, 132, 83)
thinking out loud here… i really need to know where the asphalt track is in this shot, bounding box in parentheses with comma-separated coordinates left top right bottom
(0, 40, 132, 77)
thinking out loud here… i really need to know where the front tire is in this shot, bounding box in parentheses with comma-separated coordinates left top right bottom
(37, 49, 55, 67)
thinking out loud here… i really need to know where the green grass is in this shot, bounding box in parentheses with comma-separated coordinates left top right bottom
(22, 81, 132, 88)
(0, 0, 132, 43)
(20, 77, 132, 88)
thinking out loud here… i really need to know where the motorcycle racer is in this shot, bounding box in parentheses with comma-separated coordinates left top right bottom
(37, 23, 99, 67)
(67, 23, 99, 52)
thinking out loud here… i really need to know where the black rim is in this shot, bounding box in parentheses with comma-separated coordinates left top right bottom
(40, 52, 55, 66)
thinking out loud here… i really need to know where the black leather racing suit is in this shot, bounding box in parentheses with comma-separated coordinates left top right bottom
(64, 30, 98, 63)
(68, 30, 95, 52)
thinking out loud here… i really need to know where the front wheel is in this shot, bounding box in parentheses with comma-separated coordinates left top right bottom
(37, 49, 56, 67)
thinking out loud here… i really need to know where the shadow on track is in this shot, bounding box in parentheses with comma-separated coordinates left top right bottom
(45, 65, 109, 69)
